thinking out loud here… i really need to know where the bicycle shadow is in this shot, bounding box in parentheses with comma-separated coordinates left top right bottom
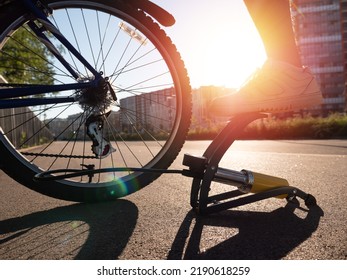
(168, 201, 324, 260)
(0, 200, 138, 259)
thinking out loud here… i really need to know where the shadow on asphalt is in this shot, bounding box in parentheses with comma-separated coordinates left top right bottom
(0, 200, 138, 259)
(168, 202, 324, 260)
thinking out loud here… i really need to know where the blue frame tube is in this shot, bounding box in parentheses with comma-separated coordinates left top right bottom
(0, 97, 75, 109)
(27, 20, 80, 80)
(20, 0, 102, 79)
(0, 1, 104, 109)
(0, 81, 96, 99)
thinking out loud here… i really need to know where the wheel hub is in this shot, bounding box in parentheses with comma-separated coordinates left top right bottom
(78, 76, 116, 114)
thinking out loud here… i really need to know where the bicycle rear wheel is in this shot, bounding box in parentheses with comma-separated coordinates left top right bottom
(0, 0, 191, 201)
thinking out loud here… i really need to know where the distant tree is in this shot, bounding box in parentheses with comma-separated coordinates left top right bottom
(0, 26, 55, 84)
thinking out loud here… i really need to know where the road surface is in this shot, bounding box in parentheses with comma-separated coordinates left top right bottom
(0, 140, 346, 260)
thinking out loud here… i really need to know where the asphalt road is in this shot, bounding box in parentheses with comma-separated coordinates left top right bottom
(0, 140, 346, 260)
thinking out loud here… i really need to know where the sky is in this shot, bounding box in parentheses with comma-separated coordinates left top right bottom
(151, 0, 267, 89)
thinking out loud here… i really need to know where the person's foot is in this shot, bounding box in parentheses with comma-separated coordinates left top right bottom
(210, 60, 323, 116)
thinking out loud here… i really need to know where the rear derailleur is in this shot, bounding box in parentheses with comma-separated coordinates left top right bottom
(86, 113, 115, 158)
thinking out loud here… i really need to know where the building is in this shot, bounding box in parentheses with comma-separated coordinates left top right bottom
(0, 75, 53, 147)
(292, 0, 346, 114)
(191, 86, 235, 128)
(119, 87, 176, 135)
(341, 0, 347, 110)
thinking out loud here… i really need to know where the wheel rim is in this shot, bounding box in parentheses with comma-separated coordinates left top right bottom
(0, 1, 190, 194)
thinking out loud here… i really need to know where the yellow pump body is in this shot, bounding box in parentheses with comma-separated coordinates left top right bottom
(247, 171, 289, 198)
(214, 168, 289, 199)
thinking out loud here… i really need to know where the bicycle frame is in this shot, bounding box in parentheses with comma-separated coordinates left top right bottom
(0, 0, 176, 110)
(0, 0, 106, 109)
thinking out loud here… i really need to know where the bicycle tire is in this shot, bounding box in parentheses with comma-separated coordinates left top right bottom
(0, 0, 191, 202)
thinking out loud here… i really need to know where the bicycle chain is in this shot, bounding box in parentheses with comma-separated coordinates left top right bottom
(21, 152, 97, 159)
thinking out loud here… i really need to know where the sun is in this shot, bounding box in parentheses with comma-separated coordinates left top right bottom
(188, 27, 267, 89)
(161, 0, 268, 89)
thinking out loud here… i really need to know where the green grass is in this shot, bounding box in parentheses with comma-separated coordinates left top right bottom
(188, 113, 347, 140)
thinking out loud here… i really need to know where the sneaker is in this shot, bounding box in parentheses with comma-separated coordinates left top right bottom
(209, 59, 323, 116)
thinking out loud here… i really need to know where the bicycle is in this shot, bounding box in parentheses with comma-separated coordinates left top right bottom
(0, 0, 192, 202)
(0, 0, 317, 214)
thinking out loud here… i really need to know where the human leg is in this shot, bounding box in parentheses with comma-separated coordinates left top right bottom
(244, 0, 301, 67)
(209, 0, 322, 116)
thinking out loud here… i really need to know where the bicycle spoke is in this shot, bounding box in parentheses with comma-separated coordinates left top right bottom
(28, 103, 81, 161)
(113, 58, 164, 76)
(8, 26, 70, 80)
(81, 9, 97, 69)
(110, 36, 133, 82)
(1, 103, 62, 131)
(0, 2, 191, 192)
(96, 10, 107, 76)
(97, 23, 121, 75)
(65, 109, 89, 171)
(120, 107, 169, 144)
(110, 37, 148, 84)
(1, 105, 43, 119)
(49, 14, 87, 80)
(46, 110, 91, 169)
(66, 9, 87, 76)
(102, 115, 130, 171)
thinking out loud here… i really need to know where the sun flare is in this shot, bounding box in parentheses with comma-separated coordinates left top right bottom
(195, 28, 267, 89)
(160, 0, 267, 89)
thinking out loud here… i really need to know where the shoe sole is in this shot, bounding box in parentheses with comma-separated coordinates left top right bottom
(252, 91, 323, 114)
